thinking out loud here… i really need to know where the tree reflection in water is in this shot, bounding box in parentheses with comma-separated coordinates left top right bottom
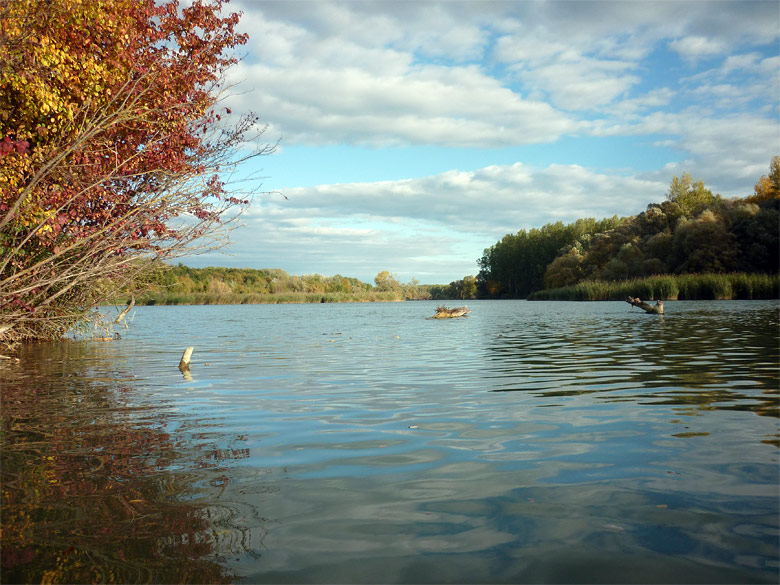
(1, 342, 245, 584)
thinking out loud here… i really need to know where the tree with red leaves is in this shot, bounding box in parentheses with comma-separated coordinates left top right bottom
(0, 0, 272, 345)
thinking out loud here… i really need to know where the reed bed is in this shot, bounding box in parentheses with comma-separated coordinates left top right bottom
(528, 273, 780, 301)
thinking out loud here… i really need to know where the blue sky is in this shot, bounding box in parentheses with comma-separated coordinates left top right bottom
(185, 0, 779, 284)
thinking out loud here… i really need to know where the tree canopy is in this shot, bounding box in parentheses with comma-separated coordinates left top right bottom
(665, 172, 716, 215)
(0, 0, 271, 345)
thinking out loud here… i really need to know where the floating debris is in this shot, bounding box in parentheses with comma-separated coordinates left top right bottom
(432, 305, 471, 319)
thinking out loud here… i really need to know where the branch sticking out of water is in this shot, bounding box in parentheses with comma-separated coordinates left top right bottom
(114, 295, 135, 324)
(627, 297, 664, 314)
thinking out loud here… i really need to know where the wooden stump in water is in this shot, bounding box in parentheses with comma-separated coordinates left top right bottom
(179, 347, 194, 371)
(626, 297, 664, 314)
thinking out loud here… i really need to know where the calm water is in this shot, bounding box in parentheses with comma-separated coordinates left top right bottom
(2, 300, 778, 583)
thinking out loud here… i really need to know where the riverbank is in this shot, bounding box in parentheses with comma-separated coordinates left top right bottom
(527, 272, 779, 301)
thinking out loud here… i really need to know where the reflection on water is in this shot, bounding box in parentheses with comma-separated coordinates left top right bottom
(1, 343, 252, 584)
(1, 300, 778, 583)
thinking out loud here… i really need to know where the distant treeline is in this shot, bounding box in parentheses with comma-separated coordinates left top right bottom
(478, 158, 780, 300)
(124, 265, 474, 305)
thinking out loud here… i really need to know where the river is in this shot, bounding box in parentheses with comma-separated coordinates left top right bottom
(2, 300, 778, 583)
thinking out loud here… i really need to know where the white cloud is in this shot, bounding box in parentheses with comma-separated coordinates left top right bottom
(199, 212, 479, 282)
(669, 36, 726, 60)
(609, 88, 677, 117)
(583, 103, 777, 190)
(494, 27, 643, 111)
(493, 33, 568, 64)
(225, 1, 778, 146)
(226, 61, 573, 147)
(227, 2, 584, 146)
(721, 52, 763, 74)
(678, 52, 780, 113)
(758, 55, 780, 75)
(512, 58, 641, 111)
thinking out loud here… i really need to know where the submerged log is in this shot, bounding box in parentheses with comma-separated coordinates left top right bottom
(626, 297, 664, 314)
(433, 305, 471, 319)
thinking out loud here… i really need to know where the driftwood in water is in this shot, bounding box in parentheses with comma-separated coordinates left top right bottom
(626, 297, 664, 314)
(433, 305, 471, 319)
(179, 346, 194, 371)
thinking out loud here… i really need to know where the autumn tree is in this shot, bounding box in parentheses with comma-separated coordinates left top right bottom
(750, 155, 780, 202)
(0, 0, 272, 346)
(374, 270, 401, 292)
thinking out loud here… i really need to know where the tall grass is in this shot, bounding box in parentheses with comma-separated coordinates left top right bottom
(527, 273, 779, 301)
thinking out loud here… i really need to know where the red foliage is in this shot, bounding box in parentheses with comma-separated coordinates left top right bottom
(1, 0, 268, 342)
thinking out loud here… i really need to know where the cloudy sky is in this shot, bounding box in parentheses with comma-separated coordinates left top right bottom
(187, 0, 779, 284)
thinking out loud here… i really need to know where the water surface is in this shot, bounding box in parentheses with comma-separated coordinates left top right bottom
(2, 300, 778, 583)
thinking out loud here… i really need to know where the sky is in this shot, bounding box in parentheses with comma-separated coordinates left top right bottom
(185, 0, 780, 285)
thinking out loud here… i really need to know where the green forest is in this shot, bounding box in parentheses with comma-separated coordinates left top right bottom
(477, 159, 779, 300)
